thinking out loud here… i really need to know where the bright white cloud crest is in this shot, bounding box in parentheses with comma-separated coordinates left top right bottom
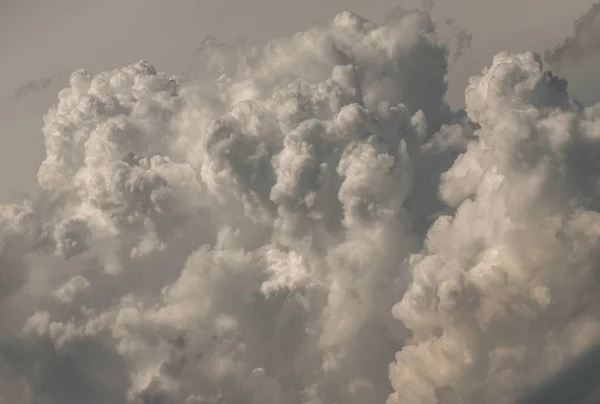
(2, 8, 600, 404)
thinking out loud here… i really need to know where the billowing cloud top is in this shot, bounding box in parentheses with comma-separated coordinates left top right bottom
(1, 8, 600, 404)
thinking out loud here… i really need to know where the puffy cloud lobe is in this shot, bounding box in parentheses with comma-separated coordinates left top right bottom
(389, 51, 600, 403)
(36, 61, 206, 267)
(53, 275, 90, 304)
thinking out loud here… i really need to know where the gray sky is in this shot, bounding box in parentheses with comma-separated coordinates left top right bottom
(0, 0, 598, 203)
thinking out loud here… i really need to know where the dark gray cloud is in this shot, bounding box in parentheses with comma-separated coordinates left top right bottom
(517, 345, 600, 404)
(546, 2, 600, 66)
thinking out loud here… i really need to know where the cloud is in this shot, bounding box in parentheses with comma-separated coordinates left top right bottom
(389, 51, 600, 404)
(8, 71, 70, 101)
(0, 7, 599, 404)
(545, 2, 600, 67)
(516, 344, 600, 404)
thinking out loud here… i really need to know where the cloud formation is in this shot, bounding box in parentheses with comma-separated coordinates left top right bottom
(389, 50, 600, 404)
(1, 8, 600, 404)
(546, 2, 600, 66)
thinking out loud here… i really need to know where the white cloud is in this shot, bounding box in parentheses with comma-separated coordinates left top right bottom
(389, 50, 600, 404)
(1, 6, 599, 404)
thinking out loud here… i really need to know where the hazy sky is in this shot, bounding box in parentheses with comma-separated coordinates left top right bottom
(0, 0, 598, 203)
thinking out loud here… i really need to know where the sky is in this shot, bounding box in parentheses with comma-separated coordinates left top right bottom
(0, 0, 599, 203)
(3, 1, 600, 403)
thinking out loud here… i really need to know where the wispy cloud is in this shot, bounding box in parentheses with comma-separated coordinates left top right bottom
(546, 2, 600, 67)
(8, 70, 69, 101)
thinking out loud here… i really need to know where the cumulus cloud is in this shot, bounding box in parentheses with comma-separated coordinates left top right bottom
(546, 2, 600, 67)
(390, 51, 600, 404)
(1, 7, 599, 404)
